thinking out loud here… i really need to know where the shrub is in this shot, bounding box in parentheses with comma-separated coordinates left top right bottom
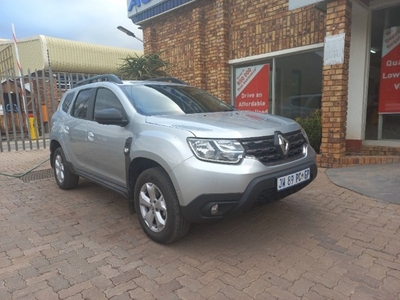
(295, 109, 322, 154)
(117, 52, 171, 80)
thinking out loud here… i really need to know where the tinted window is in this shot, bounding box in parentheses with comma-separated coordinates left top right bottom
(121, 85, 234, 116)
(72, 89, 91, 119)
(62, 93, 74, 112)
(94, 88, 125, 117)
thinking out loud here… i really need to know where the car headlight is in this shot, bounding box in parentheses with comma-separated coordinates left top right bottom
(300, 127, 310, 144)
(188, 138, 244, 164)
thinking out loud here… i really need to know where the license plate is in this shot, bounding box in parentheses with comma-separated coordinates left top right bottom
(277, 168, 310, 191)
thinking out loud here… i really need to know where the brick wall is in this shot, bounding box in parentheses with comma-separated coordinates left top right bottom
(319, 0, 352, 168)
(142, 0, 325, 102)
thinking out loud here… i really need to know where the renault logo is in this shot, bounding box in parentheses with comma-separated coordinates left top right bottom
(278, 134, 289, 156)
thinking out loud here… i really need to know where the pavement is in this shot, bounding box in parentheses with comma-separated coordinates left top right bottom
(1, 148, 400, 300)
(326, 163, 400, 205)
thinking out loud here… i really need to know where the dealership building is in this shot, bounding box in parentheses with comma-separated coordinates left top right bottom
(127, 0, 400, 167)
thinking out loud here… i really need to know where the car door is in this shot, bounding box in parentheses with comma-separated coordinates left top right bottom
(63, 88, 93, 171)
(84, 87, 131, 188)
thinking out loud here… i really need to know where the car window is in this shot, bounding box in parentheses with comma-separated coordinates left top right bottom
(72, 89, 91, 119)
(121, 85, 234, 116)
(94, 88, 125, 117)
(62, 92, 74, 113)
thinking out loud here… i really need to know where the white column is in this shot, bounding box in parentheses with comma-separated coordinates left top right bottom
(347, 2, 370, 141)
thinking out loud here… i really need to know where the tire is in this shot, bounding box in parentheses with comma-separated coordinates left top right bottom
(134, 167, 190, 244)
(53, 147, 79, 190)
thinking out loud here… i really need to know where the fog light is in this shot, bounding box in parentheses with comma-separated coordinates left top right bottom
(211, 204, 219, 215)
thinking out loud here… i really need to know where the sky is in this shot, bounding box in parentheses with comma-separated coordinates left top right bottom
(0, 0, 143, 51)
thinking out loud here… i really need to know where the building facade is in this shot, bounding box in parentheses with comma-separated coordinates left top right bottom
(128, 0, 400, 167)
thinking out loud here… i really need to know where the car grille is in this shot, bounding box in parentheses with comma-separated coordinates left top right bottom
(240, 130, 306, 165)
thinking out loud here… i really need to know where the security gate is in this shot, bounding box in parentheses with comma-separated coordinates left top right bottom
(0, 68, 94, 152)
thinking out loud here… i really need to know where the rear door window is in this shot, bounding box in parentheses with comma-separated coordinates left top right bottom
(72, 89, 92, 119)
(62, 93, 75, 113)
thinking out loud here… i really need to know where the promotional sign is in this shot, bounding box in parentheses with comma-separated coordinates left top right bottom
(235, 64, 269, 113)
(379, 26, 400, 114)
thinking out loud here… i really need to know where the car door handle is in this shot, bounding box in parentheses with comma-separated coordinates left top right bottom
(88, 131, 94, 141)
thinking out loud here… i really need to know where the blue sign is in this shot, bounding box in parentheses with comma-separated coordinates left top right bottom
(5, 103, 18, 113)
(128, 0, 152, 12)
(128, 0, 195, 23)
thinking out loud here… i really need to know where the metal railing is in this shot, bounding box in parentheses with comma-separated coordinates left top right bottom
(0, 68, 95, 152)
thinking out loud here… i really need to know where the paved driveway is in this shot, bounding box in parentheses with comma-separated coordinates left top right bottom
(0, 150, 399, 299)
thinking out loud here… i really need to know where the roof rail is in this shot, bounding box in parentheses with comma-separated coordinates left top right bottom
(146, 77, 188, 85)
(73, 74, 123, 88)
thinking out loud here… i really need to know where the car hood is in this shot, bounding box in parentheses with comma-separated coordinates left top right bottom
(145, 111, 300, 139)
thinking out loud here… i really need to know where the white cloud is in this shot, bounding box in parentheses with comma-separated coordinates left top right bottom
(0, 0, 143, 50)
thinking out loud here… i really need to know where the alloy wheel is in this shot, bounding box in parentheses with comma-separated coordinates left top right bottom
(139, 182, 167, 232)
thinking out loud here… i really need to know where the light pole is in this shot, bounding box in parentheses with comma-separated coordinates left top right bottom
(117, 26, 143, 43)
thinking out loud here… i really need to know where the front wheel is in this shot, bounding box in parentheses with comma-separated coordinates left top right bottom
(134, 167, 190, 244)
(53, 147, 79, 190)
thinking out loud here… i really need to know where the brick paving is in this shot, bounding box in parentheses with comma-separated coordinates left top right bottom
(1, 149, 399, 299)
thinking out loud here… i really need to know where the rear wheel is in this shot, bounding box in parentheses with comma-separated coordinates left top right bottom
(53, 147, 79, 190)
(134, 167, 190, 244)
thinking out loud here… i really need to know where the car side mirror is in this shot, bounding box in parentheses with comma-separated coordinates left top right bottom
(94, 108, 129, 127)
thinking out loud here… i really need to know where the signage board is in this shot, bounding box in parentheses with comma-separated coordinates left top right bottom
(324, 33, 345, 66)
(235, 64, 270, 113)
(128, 0, 196, 23)
(289, 0, 322, 10)
(127, 0, 166, 17)
(379, 26, 400, 114)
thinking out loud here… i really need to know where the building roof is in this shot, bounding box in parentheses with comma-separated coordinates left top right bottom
(0, 35, 142, 74)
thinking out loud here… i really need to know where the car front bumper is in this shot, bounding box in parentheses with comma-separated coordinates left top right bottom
(171, 154, 318, 223)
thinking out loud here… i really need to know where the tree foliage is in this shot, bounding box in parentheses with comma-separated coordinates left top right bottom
(117, 52, 171, 80)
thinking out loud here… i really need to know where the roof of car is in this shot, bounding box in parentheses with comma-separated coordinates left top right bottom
(72, 74, 188, 89)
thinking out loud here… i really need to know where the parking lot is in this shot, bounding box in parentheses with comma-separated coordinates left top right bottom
(1, 149, 400, 299)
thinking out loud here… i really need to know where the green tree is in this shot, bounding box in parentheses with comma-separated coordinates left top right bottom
(117, 52, 171, 80)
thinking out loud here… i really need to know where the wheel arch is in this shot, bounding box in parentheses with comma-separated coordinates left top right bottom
(127, 156, 181, 214)
(50, 140, 62, 169)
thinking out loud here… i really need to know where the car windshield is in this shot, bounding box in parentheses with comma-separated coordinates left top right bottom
(121, 84, 235, 116)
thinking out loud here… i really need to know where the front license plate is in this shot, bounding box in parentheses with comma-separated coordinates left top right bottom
(277, 168, 310, 191)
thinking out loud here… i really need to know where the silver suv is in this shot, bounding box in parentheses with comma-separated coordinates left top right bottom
(50, 74, 317, 244)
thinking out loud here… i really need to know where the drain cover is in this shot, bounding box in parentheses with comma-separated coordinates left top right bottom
(20, 169, 54, 183)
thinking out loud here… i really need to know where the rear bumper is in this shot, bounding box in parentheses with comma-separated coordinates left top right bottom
(180, 161, 317, 223)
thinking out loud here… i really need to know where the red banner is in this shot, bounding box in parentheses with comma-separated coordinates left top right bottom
(378, 26, 400, 114)
(235, 64, 269, 113)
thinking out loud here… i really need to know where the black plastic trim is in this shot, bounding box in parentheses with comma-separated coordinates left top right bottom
(180, 162, 318, 223)
(73, 74, 123, 88)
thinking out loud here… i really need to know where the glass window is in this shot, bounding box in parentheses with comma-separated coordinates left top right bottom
(232, 50, 322, 119)
(62, 93, 74, 113)
(275, 51, 323, 119)
(121, 85, 234, 116)
(94, 88, 125, 117)
(366, 6, 400, 140)
(72, 89, 91, 119)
